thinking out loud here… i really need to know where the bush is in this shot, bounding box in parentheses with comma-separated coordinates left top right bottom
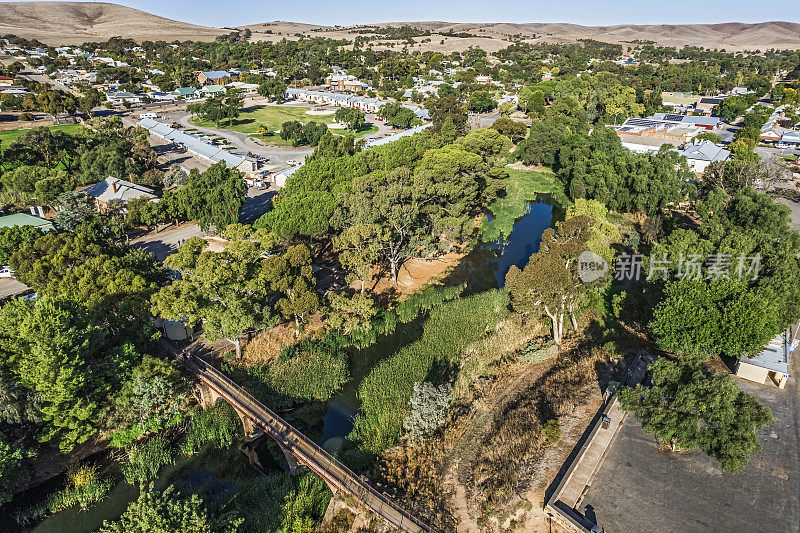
(19, 112, 34, 121)
(181, 403, 241, 456)
(121, 436, 175, 484)
(49, 464, 112, 513)
(404, 382, 452, 442)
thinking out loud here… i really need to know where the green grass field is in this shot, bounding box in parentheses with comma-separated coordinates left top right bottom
(483, 168, 571, 242)
(0, 124, 83, 151)
(191, 105, 336, 134)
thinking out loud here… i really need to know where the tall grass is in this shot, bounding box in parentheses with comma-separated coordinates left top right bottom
(241, 345, 349, 404)
(483, 169, 569, 242)
(352, 289, 510, 453)
(121, 436, 175, 484)
(181, 402, 241, 456)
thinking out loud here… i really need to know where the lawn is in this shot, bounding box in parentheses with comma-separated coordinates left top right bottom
(0, 123, 83, 151)
(482, 167, 570, 242)
(191, 105, 336, 134)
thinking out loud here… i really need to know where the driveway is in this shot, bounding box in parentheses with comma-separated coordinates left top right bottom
(130, 223, 205, 262)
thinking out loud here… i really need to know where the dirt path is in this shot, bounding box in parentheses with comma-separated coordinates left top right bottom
(443, 359, 553, 532)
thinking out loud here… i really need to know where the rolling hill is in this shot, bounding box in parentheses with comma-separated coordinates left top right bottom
(0, 1, 226, 44)
(0, 2, 798, 51)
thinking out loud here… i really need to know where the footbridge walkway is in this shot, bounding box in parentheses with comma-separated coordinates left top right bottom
(180, 352, 432, 533)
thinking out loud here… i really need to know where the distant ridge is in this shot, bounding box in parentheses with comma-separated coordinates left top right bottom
(0, 2, 798, 50)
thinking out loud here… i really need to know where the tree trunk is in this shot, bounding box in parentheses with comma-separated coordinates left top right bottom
(360, 279, 365, 293)
(294, 315, 301, 336)
(390, 259, 397, 282)
(569, 301, 578, 330)
(545, 305, 561, 345)
(227, 338, 242, 359)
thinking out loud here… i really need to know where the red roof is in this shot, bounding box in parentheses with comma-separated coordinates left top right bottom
(0, 76, 13, 81)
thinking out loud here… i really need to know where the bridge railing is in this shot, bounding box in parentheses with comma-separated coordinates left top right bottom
(183, 353, 432, 533)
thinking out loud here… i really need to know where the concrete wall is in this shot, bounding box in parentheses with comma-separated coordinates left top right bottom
(736, 362, 768, 384)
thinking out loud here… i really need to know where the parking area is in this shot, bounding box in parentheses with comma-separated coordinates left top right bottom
(581, 362, 800, 533)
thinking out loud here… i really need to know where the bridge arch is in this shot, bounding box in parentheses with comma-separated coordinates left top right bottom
(196, 380, 300, 476)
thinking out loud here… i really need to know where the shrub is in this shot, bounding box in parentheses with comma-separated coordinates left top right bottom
(404, 382, 452, 442)
(121, 436, 175, 484)
(49, 464, 112, 512)
(542, 419, 561, 445)
(181, 402, 241, 456)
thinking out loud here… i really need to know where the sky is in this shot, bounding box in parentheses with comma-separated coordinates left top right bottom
(37, 0, 800, 28)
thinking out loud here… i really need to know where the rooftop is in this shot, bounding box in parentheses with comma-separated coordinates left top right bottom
(82, 177, 157, 204)
(741, 331, 790, 374)
(678, 141, 731, 162)
(0, 213, 54, 231)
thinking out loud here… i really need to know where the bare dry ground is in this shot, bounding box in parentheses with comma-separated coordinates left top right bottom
(0, 1, 226, 44)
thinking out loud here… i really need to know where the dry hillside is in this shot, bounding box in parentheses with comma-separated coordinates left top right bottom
(0, 2, 797, 51)
(243, 20, 800, 52)
(0, 1, 226, 44)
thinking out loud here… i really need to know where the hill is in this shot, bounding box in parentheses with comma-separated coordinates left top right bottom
(0, 1, 226, 44)
(0, 2, 797, 51)
(242, 20, 800, 52)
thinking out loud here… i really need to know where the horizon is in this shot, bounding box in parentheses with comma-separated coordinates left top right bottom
(0, 0, 798, 28)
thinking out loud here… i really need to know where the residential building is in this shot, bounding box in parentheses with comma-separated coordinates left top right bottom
(172, 87, 200, 99)
(780, 131, 800, 147)
(200, 85, 226, 97)
(0, 213, 54, 232)
(82, 177, 158, 214)
(760, 124, 786, 143)
(325, 74, 367, 92)
(613, 117, 701, 153)
(0, 76, 13, 86)
(197, 70, 231, 86)
(695, 97, 724, 114)
(678, 141, 731, 173)
(106, 91, 142, 105)
(735, 330, 790, 389)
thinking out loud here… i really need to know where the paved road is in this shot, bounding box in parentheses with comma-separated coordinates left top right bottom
(0, 56, 82, 97)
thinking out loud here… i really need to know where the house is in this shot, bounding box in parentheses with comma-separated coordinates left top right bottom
(325, 74, 366, 92)
(735, 330, 790, 389)
(200, 85, 226, 97)
(172, 87, 200, 99)
(475, 75, 493, 85)
(695, 97, 724, 115)
(760, 124, 786, 143)
(82, 177, 158, 214)
(780, 131, 800, 147)
(678, 141, 731, 173)
(0, 213, 54, 232)
(0, 76, 13, 86)
(106, 91, 142, 105)
(197, 70, 230, 86)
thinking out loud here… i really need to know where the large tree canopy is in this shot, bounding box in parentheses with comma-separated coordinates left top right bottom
(618, 356, 773, 472)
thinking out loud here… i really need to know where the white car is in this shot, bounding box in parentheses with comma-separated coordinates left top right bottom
(285, 160, 299, 166)
(0, 266, 14, 278)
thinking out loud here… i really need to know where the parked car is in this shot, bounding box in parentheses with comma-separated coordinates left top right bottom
(0, 266, 14, 278)
(285, 160, 299, 166)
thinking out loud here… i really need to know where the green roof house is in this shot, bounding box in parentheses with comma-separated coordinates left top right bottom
(0, 213, 54, 232)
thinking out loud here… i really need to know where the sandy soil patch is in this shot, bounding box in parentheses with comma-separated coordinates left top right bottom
(306, 109, 335, 116)
(354, 252, 464, 296)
